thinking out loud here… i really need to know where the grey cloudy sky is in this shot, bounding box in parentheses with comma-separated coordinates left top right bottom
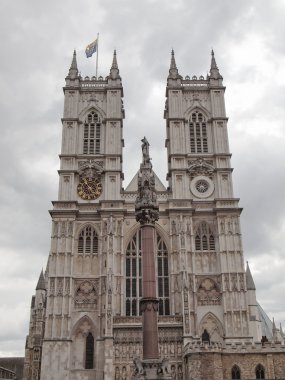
(0, 0, 285, 356)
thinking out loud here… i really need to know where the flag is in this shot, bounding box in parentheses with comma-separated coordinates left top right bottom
(85, 39, 97, 58)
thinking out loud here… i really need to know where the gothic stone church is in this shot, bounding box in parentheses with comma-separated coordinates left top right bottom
(23, 50, 285, 380)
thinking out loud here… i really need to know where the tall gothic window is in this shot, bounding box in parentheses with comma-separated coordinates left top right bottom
(125, 230, 170, 316)
(78, 226, 98, 255)
(189, 111, 208, 153)
(195, 222, 215, 251)
(231, 365, 241, 380)
(85, 332, 94, 369)
(83, 111, 101, 154)
(126, 230, 142, 316)
(255, 364, 265, 379)
(157, 235, 170, 315)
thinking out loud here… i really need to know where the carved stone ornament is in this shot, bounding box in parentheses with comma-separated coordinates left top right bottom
(135, 137, 159, 225)
(78, 160, 103, 180)
(132, 358, 145, 377)
(74, 280, 99, 308)
(140, 298, 159, 313)
(197, 278, 221, 306)
(190, 175, 215, 199)
(188, 158, 215, 179)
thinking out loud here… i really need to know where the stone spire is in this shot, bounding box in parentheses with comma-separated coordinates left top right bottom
(167, 49, 182, 80)
(109, 49, 120, 80)
(68, 50, 78, 79)
(36, 269, 46, 291)
(209, 49, 223, 80)
(135, 137, 159, 225)
(246, 262, 256, 290)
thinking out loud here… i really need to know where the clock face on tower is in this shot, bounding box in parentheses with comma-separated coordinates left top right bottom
(77, 177, 102, 200)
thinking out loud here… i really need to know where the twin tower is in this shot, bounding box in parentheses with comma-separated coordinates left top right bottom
(24, 50, 283, 380)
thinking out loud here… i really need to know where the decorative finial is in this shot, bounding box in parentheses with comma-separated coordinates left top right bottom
(111, 49, 118, 69)
(109, 49, 120, 80)
(68, 49, 78, 78)
(211, 49, 217, 69)
(168, 49, 182, 80)
(209, 48, 222, 80)
(36, 269, 46, 291)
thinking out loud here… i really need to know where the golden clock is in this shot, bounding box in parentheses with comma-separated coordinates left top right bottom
(77, 177, 102, 200)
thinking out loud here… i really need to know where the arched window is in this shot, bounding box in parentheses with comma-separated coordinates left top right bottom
(78, 226, 98, 255)
(195, 222, 215, 251)
(126, 230, 142, 316)
(125, 230, 170, 316)
(232, 365, 241, 380)
(256, 364, 265, 379)
(157, 235, 170, 315)
(189, 111, 208, 153)
(201, 329, 210, 343)
(85, 332, 94, 369)
(83, 111, 101, 154)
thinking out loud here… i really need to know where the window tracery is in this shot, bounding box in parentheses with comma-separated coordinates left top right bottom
(83, 111, 101, 154)
(189, 111, 208, 153)
(197, 278, 221, 306)
(256, 364, 265, 379)
(125, 230, 170, 316)
(78, 226, 98, 255)
(231, 365, 241, 380)
(195, 222, 215, 251)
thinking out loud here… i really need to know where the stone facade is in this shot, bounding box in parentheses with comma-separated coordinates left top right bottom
(23, 50, 285, 380)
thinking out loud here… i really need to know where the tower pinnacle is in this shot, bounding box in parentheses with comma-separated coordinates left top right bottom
(68, 50, 78, 79)
(209, 49, 222, 80)
(167, 49, 182, 80)
(109, 49, 120, 80)
(36, 269, 46, 291)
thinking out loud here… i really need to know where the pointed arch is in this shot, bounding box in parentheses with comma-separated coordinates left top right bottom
(125, 228, 170, 316)
(71, 314, 96, 338)
(71, 315, 96, 370)
(255, 364, 265, 379)
(78, 105, 106, 122)
(199, 312, 224, 343)
(195, 222, 215, 251)
(185, 108, 210, 154)
(184, 105, 211, 120)
(77, 224, 99, 255)
(231, 365, 241, 380)
(81, 110, 102, 154)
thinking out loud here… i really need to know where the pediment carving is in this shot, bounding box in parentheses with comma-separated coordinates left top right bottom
(78, 160, 103, 180)
(188, 159, 215, 179)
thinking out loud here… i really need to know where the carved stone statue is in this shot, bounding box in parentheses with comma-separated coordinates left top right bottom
(135, 137, 159, 225)
(141, 136, 150, 165)
(132, 357, 145, 377)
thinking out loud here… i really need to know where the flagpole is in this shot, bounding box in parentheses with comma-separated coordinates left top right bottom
(96, 33, 99, 78)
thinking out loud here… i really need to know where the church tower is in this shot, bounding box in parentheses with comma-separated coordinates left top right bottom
(24, 50, 125, 380)
(24, 49, 285, 380)
(164, 49, 261, 344)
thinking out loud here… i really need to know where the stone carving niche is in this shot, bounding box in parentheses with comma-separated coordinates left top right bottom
(197, 278, 221, 306)
(74, 280, 99, 310)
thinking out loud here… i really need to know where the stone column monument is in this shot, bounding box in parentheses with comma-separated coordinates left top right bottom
(132, 138, 171, 380)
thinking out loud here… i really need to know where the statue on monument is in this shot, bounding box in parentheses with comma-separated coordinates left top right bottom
(135, 137, 159, 225)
